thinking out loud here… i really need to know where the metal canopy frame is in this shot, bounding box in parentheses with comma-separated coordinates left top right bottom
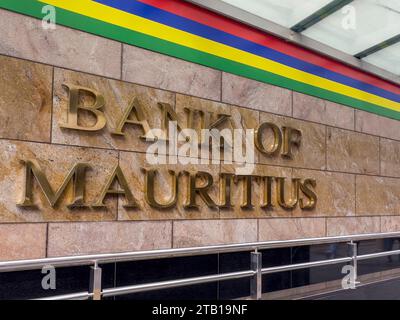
(355, 34, 400, 59)
(291, 0, 354, 33)
(186, 0, 400, 85)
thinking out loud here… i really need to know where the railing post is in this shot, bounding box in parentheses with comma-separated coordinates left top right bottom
(250, 251, 262, 300)
(89, 262, 102, 300)
(348, 241, 359, 288)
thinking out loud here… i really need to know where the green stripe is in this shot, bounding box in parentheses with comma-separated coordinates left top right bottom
(2, 0, 400, 120)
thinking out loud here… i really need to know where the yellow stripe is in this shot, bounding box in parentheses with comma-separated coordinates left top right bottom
(41, 0, 400, 111)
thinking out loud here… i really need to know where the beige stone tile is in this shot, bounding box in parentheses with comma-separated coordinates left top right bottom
(47, 221, 172, 256)
(356, 175, 400, 215)
(381, 216, 400, 233)
(222, 73, 292, 116)
(327, 127, 379, 174)
(175, 94, 259, 163)
(0, 223, 47, 261)
(326, 217, 380, 236)
(0, 9, 121, 78)
(293, 92, 354, 130)
(52, 68, 175, 152)
(122, 45, 221, 100)
(0, 140, 118, 222)
(118, 151, 220, 220)
(173, 219, 257, 247)
(293, 169, 355, 217)
(220, 163, 292, 219)
(356, 110, 400, 141)
(0, 55, 52, 142)
(258, 218, 325, 241)
(380, 138, 400, 177)
(259, 113, 326, 170)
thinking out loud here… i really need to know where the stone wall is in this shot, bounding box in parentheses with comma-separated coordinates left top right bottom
(1, 9, 400, 261)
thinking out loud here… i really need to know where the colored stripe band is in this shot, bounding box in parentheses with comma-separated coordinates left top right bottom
(39, 0, 400, 112)
(138, 0, 400, 96)
(1, 0, 399, 120)
(96, 0, 400, 103)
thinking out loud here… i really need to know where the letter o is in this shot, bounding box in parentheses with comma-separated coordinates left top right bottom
(254, 122, 282, 156)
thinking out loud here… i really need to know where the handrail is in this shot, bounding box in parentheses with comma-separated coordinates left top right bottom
(261, 257, 353, 275)
(102, 271, 256, 298)
(34, 292, 93, 301)
(358, 249, 400, 261)
(1, 231, 400, 272)
(1, 231, 399, 300)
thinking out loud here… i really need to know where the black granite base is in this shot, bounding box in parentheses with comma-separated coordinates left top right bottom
(1, 239, 399, 300)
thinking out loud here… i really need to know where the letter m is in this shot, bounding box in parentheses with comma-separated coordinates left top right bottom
(18, 160, 90, 208)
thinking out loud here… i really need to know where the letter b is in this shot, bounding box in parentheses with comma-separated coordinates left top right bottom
(60, 83, 107, 131)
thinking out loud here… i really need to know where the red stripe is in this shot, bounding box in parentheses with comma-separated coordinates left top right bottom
(138, 0, 400, 95)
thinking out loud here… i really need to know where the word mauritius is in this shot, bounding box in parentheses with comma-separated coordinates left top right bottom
(17, 84, 318, 211)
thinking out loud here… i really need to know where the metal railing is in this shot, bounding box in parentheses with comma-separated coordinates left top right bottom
(1, 231, 400, 300)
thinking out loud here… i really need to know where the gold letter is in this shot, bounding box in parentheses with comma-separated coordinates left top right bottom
(92, 165, 137, 208)
(207, 113, 231, 130)
(299, 179, 317, 210)
(184, 108, 205, 131)
(184, 171, 217, 209)
(60, 84, 107, 131)
(276, 177, 300, 210)
(255, 122, 282, 156)
(235, 175, 261, 209)
(261, 176, 274, 210)
(112, 97, 152, 139)
(143, 169, 178, 209)
(282, 127, 302, 159)
(159, 102, 182, 140)
(184, 108, 231, 146)
(219, 173, 235, 209)
(18, 160, 91, 208)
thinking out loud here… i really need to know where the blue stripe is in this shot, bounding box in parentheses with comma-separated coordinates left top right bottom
(94, 0, 400, 103)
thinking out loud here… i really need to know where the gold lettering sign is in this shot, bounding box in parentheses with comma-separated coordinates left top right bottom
(18, 162, 317, 211)
(17, 83, 319, 213)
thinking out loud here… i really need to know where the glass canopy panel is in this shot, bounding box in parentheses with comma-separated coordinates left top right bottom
(219, 0, 332, 28)
(363, 42, 400, 76)
(302, 0, 400, 55)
